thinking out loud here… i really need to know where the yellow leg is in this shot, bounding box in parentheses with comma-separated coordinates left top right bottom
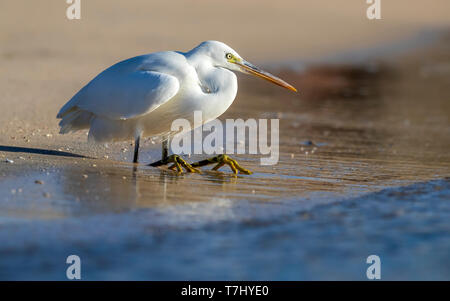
(191, 155, 252, 175)
(149, 154, 201, 174)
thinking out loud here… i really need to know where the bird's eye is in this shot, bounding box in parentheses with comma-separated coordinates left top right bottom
(225, 53, 233, 60)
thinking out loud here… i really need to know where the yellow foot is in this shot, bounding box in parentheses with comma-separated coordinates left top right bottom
(149, 155, 201, 174)
(191, 155, 253, 175)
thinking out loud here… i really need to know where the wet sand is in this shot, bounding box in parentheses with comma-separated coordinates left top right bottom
(1, 1, 450, 280)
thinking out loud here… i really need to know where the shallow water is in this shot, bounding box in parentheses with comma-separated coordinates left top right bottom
(1, 178, 449, 280)
(0, 38, 449, 280)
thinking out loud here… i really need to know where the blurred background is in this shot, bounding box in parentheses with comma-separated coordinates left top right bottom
(2, 0, 450, 59)
(1, 0, 449, 133)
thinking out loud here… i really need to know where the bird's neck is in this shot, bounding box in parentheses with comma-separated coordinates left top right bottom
(189, 54, 238, 97)
(185, 53, 238, 122)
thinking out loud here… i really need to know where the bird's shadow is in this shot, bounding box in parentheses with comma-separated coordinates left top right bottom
(0, 145, 89, 158)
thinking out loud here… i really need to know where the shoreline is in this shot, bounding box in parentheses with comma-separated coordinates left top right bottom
(267, 28, 447, 71)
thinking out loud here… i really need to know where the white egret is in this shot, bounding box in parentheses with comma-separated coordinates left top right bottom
(57, 41, 297, 174)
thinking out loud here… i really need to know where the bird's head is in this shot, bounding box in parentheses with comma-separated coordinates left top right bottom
(191, 41, 297, 92)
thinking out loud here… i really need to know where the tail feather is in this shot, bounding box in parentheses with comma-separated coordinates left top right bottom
(58, 108, 93, 134)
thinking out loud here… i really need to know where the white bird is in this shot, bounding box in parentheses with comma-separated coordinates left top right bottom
(57, 41, 297, 174)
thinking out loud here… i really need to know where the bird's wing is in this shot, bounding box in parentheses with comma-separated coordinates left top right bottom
(67, 69, 180, 120)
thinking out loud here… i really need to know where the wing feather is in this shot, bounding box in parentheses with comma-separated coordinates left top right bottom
(58, 68, 179, 120)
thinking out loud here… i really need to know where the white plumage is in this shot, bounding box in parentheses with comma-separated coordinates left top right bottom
(57, 40, 296, 164)
(58, 41, 241, 143)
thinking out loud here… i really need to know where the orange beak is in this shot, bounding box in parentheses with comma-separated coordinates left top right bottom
(234, 60, 297, 92)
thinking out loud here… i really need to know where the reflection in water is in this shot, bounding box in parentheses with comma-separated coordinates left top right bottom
(54, 163, 249, 217)
(278, 64, 388, 101)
